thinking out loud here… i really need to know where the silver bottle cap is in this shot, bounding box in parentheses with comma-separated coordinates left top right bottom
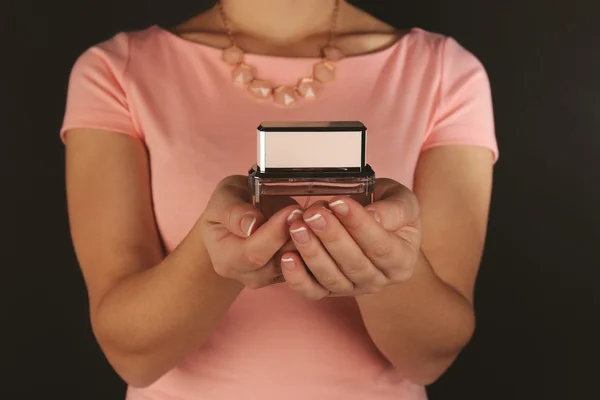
(256, 121, 367, 172)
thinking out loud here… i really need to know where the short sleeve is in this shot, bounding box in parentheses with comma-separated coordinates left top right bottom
(60, 33, 141, 142)
(422, 37, 498, 162)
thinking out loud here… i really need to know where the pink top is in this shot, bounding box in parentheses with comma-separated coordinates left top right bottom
(60, 25, 497, 400)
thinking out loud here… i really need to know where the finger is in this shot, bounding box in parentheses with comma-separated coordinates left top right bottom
(365, 180, 421, 270)
(241, 260, 284, 289)
(366, 197, 422, 256)
(274, 239, 298, 263)
(328, 197, 409, 278)
(369, 178, 420, 232)
(280, 252, 330, 300)
(206, 175, 264, 238)
(301, 206, 387, 289)
(288, 220, 354, 294)
(242, 205, 304, 271)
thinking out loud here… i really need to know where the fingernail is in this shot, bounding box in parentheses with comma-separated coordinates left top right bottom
(304, 213, 326, 230)
(290, 226, 310, 244)
(287, 209, 304, 224)
(368, 210, 381, 223)
(241, 215, 257, 237)
(281, 257, 296, 271)
(329, 200, 349, 216)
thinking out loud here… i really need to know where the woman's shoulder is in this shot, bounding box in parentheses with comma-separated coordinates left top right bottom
(65, 25, 190, 89)
(397, 28, 486, 76)
(75, 25, 169, 63)
(404, 27, 446, 47)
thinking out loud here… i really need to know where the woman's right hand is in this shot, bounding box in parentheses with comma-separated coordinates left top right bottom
(200, 175, 303, 289)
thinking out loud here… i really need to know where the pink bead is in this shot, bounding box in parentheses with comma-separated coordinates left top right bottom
(273, 86, 297, 107)
(248, 80, 273, 99)
(313, 61, 335, 83)
(323, 46, 344, 61)
(231, 64, 253, 86)
(296, 77, 318, 99)
(222, 46, 244, 65)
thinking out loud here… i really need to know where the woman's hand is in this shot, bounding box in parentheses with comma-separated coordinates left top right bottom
(281, 178, 421, 299)
(200, 176, 303, 289)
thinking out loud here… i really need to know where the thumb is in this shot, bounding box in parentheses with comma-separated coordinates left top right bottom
(366, 179, 420, 231)
(207, 175, 265, 238)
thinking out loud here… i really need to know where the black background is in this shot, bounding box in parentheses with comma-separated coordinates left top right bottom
(2, 0, 598, 399)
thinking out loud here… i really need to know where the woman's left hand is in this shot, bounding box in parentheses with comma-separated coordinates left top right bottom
(282, 178, 422, 299)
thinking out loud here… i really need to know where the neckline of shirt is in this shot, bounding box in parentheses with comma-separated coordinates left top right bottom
(152, 24, 421, 66)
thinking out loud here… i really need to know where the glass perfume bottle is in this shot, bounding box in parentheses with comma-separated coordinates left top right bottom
(249, 121, 375, 218)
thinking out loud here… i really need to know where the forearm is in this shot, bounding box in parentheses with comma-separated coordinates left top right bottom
(93, 223, 244, 387)
(356, 251, 475, 385)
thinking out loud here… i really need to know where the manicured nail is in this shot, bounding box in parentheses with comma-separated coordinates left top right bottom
(368, 210, 381, 223)
(329, 200, 349, 216)
(304, 213, 326, 230)
(290, 226, 310, 244)
(287, 209, 304, 224)
(241, 215, 256, 237)
(281, 257, 296, 271)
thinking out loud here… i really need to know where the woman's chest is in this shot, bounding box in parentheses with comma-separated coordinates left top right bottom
(132, 86, 427, 250)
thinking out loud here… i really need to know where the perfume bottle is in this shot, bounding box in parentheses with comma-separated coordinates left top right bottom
(248, 121, 375, 218)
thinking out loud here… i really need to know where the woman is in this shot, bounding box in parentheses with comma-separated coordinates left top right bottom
(61, 0, 498, 399)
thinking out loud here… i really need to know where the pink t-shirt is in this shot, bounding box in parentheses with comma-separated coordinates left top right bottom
(61, 25, 497, 400)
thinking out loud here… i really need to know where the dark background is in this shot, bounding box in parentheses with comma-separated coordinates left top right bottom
(2, 0, 598, 399)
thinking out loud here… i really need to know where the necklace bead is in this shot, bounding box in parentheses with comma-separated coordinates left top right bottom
(273, 86, 297, 107)
(231, 64, 254, 86)
(222, 46, 244, 65)
(313, 61, 336, 83)
(323, 46, 345, 61)
(296, 77, 319, 100)
(248, 80, 273, 99)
